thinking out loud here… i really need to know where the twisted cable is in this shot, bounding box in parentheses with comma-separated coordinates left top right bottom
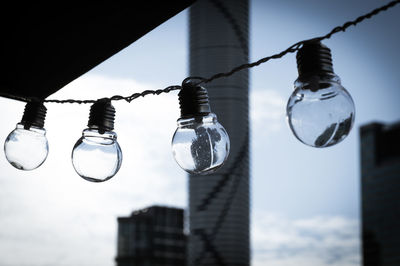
(41, 0, 399, 104)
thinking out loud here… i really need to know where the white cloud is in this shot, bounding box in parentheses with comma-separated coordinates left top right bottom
(252, 212, 360, 266)
(250, 89, 286, 135)
(0, 74, 186, 266)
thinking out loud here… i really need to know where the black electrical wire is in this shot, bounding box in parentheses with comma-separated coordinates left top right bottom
(195, 0, 400, 85)
(44, 85, 181, 104)
(43, 0, 400, 104)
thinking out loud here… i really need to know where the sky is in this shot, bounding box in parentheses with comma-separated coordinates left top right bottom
(0, 0, 399, 265)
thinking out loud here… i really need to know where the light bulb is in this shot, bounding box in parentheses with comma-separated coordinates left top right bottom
(286, 41, 355, 148)
(172, 81, 230, 174)
(71, 99, 122, 182)
(4, 101, 49, 170)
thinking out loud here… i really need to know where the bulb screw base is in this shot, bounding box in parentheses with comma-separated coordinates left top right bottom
(88, 98, 115, 134)
(297, 41, 334, 79)
(179, 81, 211, 119)
(21, 101, 47, 130)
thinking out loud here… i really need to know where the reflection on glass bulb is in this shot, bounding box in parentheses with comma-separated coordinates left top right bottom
(172, 113, 230, 175)
(4, 123, 49, 170)
(72, 128, 122, 182)
(286, 74, 355, 147)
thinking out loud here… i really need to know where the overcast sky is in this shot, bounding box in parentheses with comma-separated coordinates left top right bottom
(0, 1, 399, 266)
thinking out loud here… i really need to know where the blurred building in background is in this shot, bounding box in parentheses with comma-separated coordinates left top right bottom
(188, 0, 250, 265)
(115, 206, 186, 266)
(360, 121, 400, 266)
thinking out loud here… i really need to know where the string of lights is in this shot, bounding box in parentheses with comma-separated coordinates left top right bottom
(4, 0, 399, 181)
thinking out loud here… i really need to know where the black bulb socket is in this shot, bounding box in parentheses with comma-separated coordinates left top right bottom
(179, 81, 211, 119)
(297, 41, 334, 80)
(88, 98, 115, 134)
(21, 101, 47, 130)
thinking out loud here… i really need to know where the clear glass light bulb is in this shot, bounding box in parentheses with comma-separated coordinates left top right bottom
(286, 74, 355, 147)
(4, 123, 49, 170)
(172, 113, 230, 175)
(71, 128, 122, 182)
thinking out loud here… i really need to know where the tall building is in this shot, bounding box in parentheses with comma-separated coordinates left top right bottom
(360, 121, 400, 266)
(115, 206, 186, 266)
(188, 0, 250, 265)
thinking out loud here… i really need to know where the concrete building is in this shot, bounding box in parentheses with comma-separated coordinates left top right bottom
(188, 0, 250, 265)
(360, 122, 400, 266)
(115, 206, 186, 266)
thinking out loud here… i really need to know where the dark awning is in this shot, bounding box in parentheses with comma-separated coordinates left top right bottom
(1, 1, 194, 102)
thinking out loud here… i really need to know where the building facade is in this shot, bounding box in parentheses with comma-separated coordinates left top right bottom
(360, 122, 400, 266)
(115, 206, 186, 266)
(188, 0, 250, 265)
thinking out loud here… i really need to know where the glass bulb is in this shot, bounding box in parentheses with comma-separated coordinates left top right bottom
(172, 113, 230, 174)
(71, 128, 122, 182)
(286, 74, 355, 147)
(4, 123, 49, 170)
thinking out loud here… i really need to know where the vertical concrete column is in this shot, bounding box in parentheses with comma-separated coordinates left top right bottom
(188, 0, 250, 265)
